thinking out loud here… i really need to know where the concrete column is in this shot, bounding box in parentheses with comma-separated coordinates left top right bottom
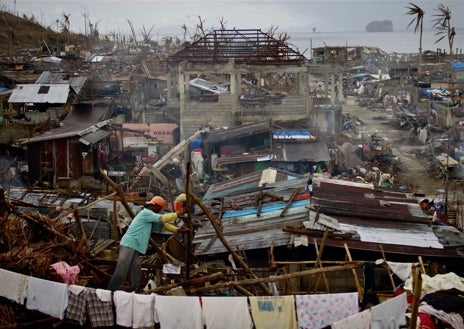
(228, 62, 240, 126)
(178, 71, 186, 138)
(330, 73, 336, 105)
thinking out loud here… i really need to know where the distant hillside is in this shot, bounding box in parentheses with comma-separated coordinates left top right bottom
(366, 20, 393, 33)
(0, 11, 88, 55)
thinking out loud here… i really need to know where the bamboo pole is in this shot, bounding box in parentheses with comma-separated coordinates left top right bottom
(344, 243, 363, 299)
(280, 187, 300, 217)
(191, 263, 362, 294)
(409, 264, 422, 329)
(146, 271, 225, 294)
(184, 162, 193, 280)
(379, 244, 396, 291)
(313, 235, 330, 293)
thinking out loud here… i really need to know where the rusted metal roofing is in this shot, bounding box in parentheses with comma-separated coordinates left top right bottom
(272, 140, 331, 162)
(170, 29, 307, 65)
(20, 120, 111, 144)
(8, 84, 70, 104)
(35, 71, 87, 95)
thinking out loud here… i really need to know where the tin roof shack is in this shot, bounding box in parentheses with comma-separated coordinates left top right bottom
(201, 121, 331, 181)
(2, 71, 89, 145)
(167, 29, 335, 138)
(20, 101, 116, 189)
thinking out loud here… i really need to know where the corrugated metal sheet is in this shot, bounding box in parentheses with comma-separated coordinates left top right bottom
(79, 129, 110, 145)
(35, 71, 87, 94)
(203, 168, 304, 200)
(21, 120, 111, 144)
(8, 84, 69, 104)
(205, 121, 271, 143)
(272, 141, 331, 162)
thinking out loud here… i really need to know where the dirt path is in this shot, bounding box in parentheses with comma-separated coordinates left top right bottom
(342, 96, 445, 196)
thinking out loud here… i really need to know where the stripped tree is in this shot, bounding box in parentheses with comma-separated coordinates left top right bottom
(432, 4, 455, 55)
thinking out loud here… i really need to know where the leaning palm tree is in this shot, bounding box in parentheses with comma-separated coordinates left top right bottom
(432, 4, 455, 55)
(405, 2, 425, 65)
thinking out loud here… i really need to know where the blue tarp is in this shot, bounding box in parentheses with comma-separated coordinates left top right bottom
(451, 62, 464, 70)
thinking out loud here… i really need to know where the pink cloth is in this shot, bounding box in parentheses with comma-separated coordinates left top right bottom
(51, 261, 80, 284)
(295, 292, 359, 329)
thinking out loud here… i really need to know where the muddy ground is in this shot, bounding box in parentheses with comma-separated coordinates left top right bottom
(342, 96, 446, 196)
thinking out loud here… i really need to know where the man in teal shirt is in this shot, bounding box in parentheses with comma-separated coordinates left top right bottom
(107, 196, 187, 291)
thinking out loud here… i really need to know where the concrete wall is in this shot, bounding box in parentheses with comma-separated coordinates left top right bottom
(180, 94, 311, 138)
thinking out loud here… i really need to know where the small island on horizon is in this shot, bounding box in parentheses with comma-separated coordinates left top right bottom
(366, 20, 393, 32)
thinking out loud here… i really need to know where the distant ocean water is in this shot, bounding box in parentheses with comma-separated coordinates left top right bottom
(288, 29, 464, 56)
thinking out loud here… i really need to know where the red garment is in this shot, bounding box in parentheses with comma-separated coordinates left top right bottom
(418, 313, 436, 329)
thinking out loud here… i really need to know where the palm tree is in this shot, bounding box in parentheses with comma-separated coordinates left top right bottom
(405, 3, 425, 64)
(432, 4, 455, 55)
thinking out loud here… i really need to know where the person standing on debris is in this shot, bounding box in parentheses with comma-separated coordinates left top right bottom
(107, 196, 188, 291)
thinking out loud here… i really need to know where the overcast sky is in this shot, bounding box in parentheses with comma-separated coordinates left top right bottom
(3, 0, 464, 37)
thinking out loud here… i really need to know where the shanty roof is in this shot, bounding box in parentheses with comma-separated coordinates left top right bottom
(35, 71, 87, 94)
(170, 29, 307, 65)
(8, 84, 70, 104)
(20, 120, 111, 144)
(272, 140, 331, 162)
(20, 103, 115, 144)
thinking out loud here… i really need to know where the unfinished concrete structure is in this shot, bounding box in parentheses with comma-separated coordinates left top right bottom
(165, 29, 343, 138)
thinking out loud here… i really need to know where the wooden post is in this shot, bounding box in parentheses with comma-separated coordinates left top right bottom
(344, 243, 363, 300)
(409, 264, 422, 329)
(184, 162, 193, 280)
(312, 235, 330, 293)
(280, 187, 300, 217)
(113, 199, 120, 243)
(379, 244, 396, 291)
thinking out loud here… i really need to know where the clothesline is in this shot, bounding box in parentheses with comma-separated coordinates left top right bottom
(0, 267, 410, 329)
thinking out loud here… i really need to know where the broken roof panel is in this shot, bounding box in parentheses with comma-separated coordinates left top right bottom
(8, 84, 70, 104)
(170, 29, 307, 65)
(35, 71, 87, 94)
(20, 120, 111, 144)
(272, 140, 331, 162)
(205, 121, 271, 143)
(203, 167, 304, 200)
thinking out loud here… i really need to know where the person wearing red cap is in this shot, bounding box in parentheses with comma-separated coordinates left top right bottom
(107, 195, 187, 291)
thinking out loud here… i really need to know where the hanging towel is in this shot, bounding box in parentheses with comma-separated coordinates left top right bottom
(0, 268, 28, 304)
(155, 295, 203, 329)
(332, 309, 371, 329)
(113, 290, 134, 327)
(26, 276, 68, 319)
(371, 292, 407, 329)
(249, 295, 297, 329)
(132, 293, 156, 328)
(295, 292, 359, 329)
(202, 296, 253, 329)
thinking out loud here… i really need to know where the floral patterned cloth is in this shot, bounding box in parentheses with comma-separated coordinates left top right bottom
(295, 292, 359, 329)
